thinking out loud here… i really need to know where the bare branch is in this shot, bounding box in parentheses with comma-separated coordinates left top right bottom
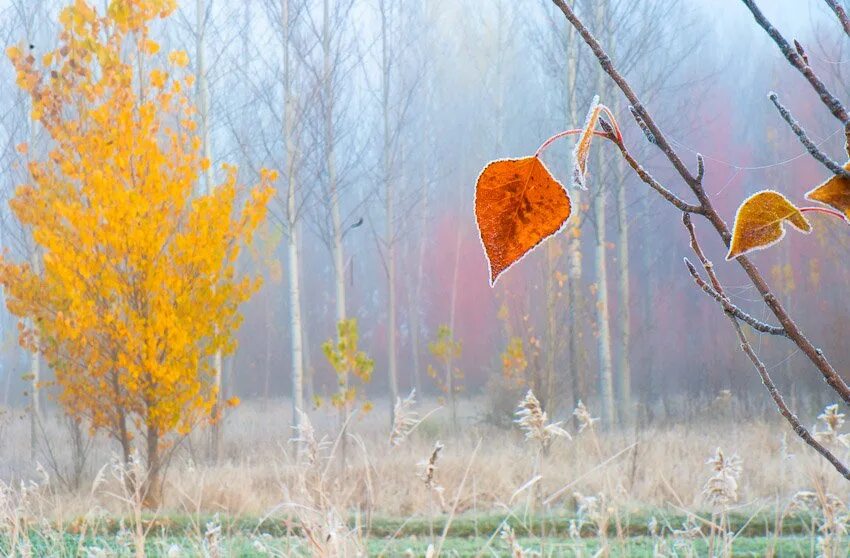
(612, 136, 702, 214)
(824, 0, 850, 39)
(682, 217, 850, 481)
(684, 258, 786, 337)
(740, 0, 849, 123)
(768, 92, 850, 176)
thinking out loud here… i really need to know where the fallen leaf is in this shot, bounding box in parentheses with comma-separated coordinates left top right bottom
(475, 156, 571, 286)
(806, 162, 850, 219)
(726, 190, 811, 260)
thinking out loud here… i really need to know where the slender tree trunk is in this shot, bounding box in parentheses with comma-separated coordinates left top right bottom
(409, 177, 429, 396)
(323, 0, 346, 328)
(614, 140, 632, 422)
(447, 228, 462, 429)
(195, 0, 223, 460)
(593, 0, 616, 427)
(282, 0, 305, 432)
(543, 239, 559, 412)
(380, 0, 399, 424)
(564, 1, 585, 411)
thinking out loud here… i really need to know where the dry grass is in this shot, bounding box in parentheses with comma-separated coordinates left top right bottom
(1, 396, 848, 520)
(2, 396, 850, 556)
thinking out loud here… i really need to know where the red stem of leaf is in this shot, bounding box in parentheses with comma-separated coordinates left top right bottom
(800, 206, 848, 222)
(534, 129, 610, 158)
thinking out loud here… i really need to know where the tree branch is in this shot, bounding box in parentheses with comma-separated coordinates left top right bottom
(824, 0, 850, 39)
(740, 0, 849, 123)
(684, 258, 786, 337)
(683, 216, 850, 481)
(550, 0, 850, 410)
(612, 136, 702, 214)
(768, 92, 850, 176)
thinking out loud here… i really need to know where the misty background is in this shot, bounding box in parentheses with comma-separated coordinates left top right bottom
(0, 0, 848, 426)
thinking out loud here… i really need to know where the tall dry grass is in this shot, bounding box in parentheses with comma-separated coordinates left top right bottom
(0, 393, 849, 555)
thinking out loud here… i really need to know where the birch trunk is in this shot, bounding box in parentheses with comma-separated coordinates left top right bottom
(282, 0, 305, 430)
(564, 1, 585, 409)
(323, 0, 346, 327)
(193, 0, 223, 460)
(614, 152, 632, 422)
(380, 0, 399, 423)
(593, 0, 616, 427)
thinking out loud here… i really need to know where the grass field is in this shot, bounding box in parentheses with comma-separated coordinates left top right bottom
(3, 397, 850, 556)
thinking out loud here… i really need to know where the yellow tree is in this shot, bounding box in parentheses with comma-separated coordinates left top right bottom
(0, 0, 273, 498)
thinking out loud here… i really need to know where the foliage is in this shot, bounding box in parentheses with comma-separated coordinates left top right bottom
(501, 336, 528, 385)
(0, 0, 274, 467)
(725, 191, 811, 260)
(321, 319, 374, 412)
(426, 325, 463, 398)
(475, 157, 570, 286)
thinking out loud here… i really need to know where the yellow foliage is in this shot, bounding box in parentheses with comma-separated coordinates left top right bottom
(0, 0, 273, 455)
(322, 319, 374, 412)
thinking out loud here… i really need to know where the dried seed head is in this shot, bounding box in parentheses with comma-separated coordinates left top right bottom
(515, 390, 570, 448)
(702, 447, 742, 508)
(390, 389, 419, 447)
(573, 400, 599, 433)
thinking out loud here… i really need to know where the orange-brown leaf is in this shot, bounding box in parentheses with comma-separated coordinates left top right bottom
(805, 161, 850, 219)
(475, 156, 571, 285)
(726, 190, 811, 260)
(572, 95, 601, 190)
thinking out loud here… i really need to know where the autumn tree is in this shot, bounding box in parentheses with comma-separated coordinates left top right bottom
(0, 0, 273, 500)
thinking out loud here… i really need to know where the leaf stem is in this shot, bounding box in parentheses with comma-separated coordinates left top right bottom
(534, 128, 611, 158)
(799, 206, 848, 222)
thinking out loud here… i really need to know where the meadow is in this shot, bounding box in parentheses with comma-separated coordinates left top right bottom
(2, 394, 850, 556)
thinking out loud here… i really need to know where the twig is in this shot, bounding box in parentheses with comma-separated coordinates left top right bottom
(613, 138, 702, 214)
(823, 0, 850, 39)
(768, 92, 850, 176)
(682, 216, 850, 481)
(740, 0, 849, 123)
(684, 258, 786, 337)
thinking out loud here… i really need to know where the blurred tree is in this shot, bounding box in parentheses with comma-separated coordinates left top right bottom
(0, 0, 273, 502)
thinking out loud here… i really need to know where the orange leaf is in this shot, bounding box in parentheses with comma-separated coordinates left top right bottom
(572, 95, 601, 190)
(805, 162, 850, 219)
(726, 190, 811, 260)
(475, 156, 571, 285)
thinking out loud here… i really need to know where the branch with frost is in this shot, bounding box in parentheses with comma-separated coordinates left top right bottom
(768, 92, 850, 177)
(549, 0, 850, 477)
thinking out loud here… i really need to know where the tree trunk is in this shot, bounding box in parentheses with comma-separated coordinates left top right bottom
(593, 0, 616, 427)
(408, 176, 429, 396)
(380, 0, 399, 425)
(543, 239, 559, 412)
(614, 147, 632, 422)
(194, 0, 223, 461)
(144, 423, 161, 509)
(564, 0, 585, 411)
(282, 0, 305, 433)
(447, 228, 462, 429)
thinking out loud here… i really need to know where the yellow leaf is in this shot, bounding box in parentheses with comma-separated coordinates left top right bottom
(726, 190, 811, 260)
(143, 39, 160, 55)
(168, 50, 189, 68)
(805, 161, 850, 219)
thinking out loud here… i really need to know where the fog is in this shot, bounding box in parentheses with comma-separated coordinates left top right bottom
(0, 0, 848, 424)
